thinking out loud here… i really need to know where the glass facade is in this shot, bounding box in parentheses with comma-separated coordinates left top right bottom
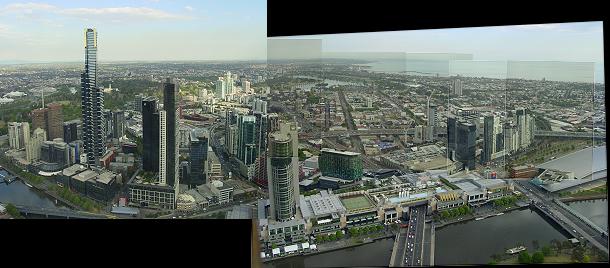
(81, 28, 106, 167)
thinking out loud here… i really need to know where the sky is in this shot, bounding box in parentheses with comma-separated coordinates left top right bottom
(0, 0, 268, 62)
(0, 1, 604, 78)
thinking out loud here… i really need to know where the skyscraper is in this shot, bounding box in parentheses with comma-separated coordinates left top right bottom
(237, 115, 257, 166)
(447, 116, 457, 161)
(267, 122, 300, 221)
(8, 122, 30, 150)
(456, 120, 476, 170)
(112, 110, 125, 139)
(46, 103, 64, 140)
(482, 114, 495, 164)
(427, 103, 437, 141)
(81, 28, 106, 167)
(225, 71, 233, 95)
(189, 130, 208, 186)
(159, 78, 179, 187)
(142, 97, 159, 172)
(215, 78, 226, 99)
(453, 78, 463, 96)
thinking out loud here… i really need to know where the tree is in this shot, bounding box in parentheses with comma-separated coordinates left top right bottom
(532, 240, 540, 251)
(571, 246, 585, 262)
(531, 251, 545, 264)
(336, 230, 344, 239)
(518, 252, 531, 264)
(328, 234, 336, 241)
(542, 246, 552, 257)
(582, 255, 590, 263)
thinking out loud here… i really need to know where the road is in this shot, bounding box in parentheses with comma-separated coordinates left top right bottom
(513, 180, 609, 254)
(394, 205, 427, 267)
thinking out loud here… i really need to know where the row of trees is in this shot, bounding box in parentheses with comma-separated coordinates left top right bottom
(315, 230, 344, 243)
(3, 203, 24, 219)
(439, 205, 472, 220)
(493, 196, 518, 207)
(51, 185, 102, 213)
(348, 224, 384, 237)
(517, 251, 545, 264)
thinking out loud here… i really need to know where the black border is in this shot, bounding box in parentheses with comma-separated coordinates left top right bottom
(268, 0, 606, 37)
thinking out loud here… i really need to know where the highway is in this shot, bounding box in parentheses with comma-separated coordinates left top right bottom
(513, 180, 609, 254)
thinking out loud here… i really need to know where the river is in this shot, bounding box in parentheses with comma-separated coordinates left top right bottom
(0, 178, 64, 210)
(263, 207, 574, 267)
(263, 238, 394, 268)
(565, 198, 608, 231)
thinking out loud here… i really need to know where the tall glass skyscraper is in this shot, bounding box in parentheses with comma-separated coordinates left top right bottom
(267, 122, 299, 221)
(160, 78, 179, 187)
(80, 28, 106, 167)
(142, 98, 159, 172)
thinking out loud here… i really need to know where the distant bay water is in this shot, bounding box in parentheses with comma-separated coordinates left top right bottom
(359, 59, 605, 83)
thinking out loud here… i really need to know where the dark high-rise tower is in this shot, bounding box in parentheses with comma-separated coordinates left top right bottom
(456, 120, 477, 170)
(142, 98, 159, 172)
(160, 78, 179, 187)
(447, 116, 457, 161)
(81, 28, 105, 167)
(482, 115, 494, 164)
(189, 130, 208, 186)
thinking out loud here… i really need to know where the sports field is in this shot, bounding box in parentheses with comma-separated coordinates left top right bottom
(340, 195, 375, 211)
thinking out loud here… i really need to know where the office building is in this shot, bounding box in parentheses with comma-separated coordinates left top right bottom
(237, 115, 257, 166)
(31, 103, 64, 141)
(141, 97, 159, 172)
(267, 122, 300, 221)
(63, 120, 79, 143)
(244, 80, 251, 93)
(319, 148, 363, 181)
(112, 110, 125, 139)
(189, 130, 208, 186)
(81, 28, 106, 167)
(453, 78, 463, 96)
(253, 99, 268, 114)
(456, 120, 477, 170)
(46, 103, 64, 140)
(215, 78, 226, 99)
(26, 128, 46, 162)
(40, 138, 70, 169)
(8, 122, 30, 150)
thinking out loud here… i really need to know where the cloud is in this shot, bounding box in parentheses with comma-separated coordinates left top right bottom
(59, 6, 193, 20)
(514, 24, 560, 30)
(185, 6, 194, 12)
(0, 2, 57, 13)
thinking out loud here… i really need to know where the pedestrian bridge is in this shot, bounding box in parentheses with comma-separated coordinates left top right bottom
(15, 205, 114, 219)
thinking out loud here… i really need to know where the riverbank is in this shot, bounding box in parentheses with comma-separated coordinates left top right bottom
(262, 232, 395, 263)
(435, 202, 529, 228)
(0, 161, 85, 211)
(560, 195, 607, 203)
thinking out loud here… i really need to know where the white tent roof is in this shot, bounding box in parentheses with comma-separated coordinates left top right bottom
(302, 242, 310, 249)
(272, 248, 281, 255)
(284, 244, 299, 253)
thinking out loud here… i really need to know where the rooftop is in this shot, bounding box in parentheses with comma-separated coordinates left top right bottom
(299, 191, 346, 218)
(537, 146, 606, 179)
(320, 148, 360, 156)
(72, 169, 97, 182)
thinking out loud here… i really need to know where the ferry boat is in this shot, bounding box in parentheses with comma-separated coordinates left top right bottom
(25, 182, 33, 188)
(496, 212, 504, 216)
(506, 246, 527, 254)
(475, 217, 486, 221)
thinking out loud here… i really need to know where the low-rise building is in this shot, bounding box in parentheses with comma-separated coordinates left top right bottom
(299, 190, 347, 235)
